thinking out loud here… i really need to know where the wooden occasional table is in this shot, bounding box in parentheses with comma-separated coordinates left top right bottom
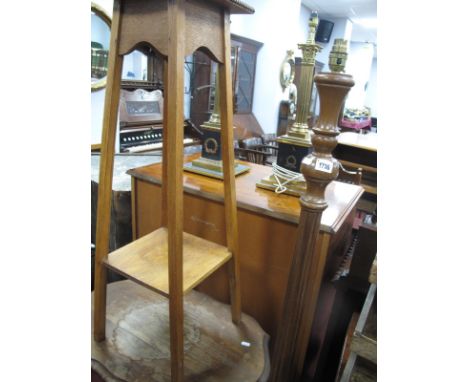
(128, 153, 364, 378)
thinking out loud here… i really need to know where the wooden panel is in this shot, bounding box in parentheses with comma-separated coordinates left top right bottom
(119, 0, 168, 56)
(105, 227, 232, 297)
(128, 154, 364, 233)
(134, 178, 163, 236)
(324, 208, 355, 280)
(347, 221, 377, 293)
(185, 0, 224, 62)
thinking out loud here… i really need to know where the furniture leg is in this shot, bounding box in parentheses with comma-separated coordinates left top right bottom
(167, 1, 186, 380)
(93, 0, 123, 342)
(218, 10, 241, 324)
(161, 60, 169, 227)
(339, 352, 357, 382)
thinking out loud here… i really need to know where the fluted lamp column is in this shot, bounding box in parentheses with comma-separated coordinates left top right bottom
(184, 69, 250, 178)
(256, 12, 322, 196)
(268, 42, 355, 382)
(286, 12, 322, 143)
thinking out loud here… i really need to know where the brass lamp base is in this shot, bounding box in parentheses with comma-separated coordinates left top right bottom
(276, 133, 312, 149)
(255, 133, 311, 196)
(184, 157, 250, 180)
(256, 174, 306, 197)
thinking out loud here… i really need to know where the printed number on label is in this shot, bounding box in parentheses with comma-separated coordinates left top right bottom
(315, 158, 333, 173)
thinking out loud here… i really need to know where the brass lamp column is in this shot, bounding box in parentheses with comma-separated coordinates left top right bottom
(256, 12, 322, 195)
(184, 70, 250, 179)
(285, 11, 322, 144)
(269, 42, 355, 382)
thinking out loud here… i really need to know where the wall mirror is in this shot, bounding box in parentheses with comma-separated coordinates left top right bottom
(122, 50, 148, 81)
(91, 3, 111, 92)
(280, 50, 295, 90)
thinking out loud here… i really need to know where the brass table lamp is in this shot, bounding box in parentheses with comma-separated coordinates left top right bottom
(256, 11, 322, 195)
(184, 71, 250, 179)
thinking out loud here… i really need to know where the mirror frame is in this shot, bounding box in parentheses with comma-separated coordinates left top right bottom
(91, 2, 112, 92)
(280, 49, 295, 91)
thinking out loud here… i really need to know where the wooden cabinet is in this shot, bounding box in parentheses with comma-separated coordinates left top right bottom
(128, 154, 364, 379)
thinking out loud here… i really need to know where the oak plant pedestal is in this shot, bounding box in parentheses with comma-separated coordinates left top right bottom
(92, 1, 269, 382)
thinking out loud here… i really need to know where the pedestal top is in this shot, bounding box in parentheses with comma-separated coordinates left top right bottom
(208, 0, 255, 14)
(128, 154, 364, 234)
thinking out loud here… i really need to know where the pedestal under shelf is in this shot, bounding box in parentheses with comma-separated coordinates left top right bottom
(105, 227, 232, 297)
(92, 281, 270, 382)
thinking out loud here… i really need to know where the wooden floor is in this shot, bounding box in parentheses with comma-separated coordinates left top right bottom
(92, 280, 270, 382)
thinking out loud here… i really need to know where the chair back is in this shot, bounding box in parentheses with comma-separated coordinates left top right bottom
(261, 133, 277, 146)
(235, 147, 266, 165)
(337, 163, 363, 185)
(240, 136, 263, 149)
(245, 148, 267, 165)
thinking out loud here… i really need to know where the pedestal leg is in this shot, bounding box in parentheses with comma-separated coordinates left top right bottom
(161, 60, 168, 227)
(93, 0, 123, 342)
(218, 10, 241, 324)
(167, 1, 186, 380)
(269, 208, 326, 381)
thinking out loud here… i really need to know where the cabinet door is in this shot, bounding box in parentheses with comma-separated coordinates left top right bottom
(189, 35, 263, 129)
(235, 46, 256, 113)
(231, 34, 263, 114)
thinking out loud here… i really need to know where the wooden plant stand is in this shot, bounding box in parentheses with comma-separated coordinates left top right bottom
(92, 1, 267, 381)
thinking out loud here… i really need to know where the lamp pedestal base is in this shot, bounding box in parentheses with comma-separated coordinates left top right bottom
(183, 125, 250, 179)
(184, 156, 250, 179)
(255, 134, 312, 196)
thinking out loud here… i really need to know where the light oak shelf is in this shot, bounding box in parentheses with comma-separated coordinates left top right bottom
(105, 227, 232, 297)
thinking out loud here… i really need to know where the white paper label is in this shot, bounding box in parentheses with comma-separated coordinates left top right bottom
(315, 158, 333, 173)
